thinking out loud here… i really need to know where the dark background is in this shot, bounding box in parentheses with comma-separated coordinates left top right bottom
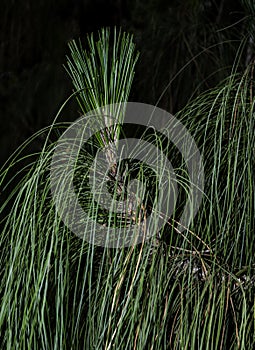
(0, 0, 254, 166)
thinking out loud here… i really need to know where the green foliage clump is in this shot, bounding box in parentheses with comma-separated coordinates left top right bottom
(0, 27, 255, 349)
